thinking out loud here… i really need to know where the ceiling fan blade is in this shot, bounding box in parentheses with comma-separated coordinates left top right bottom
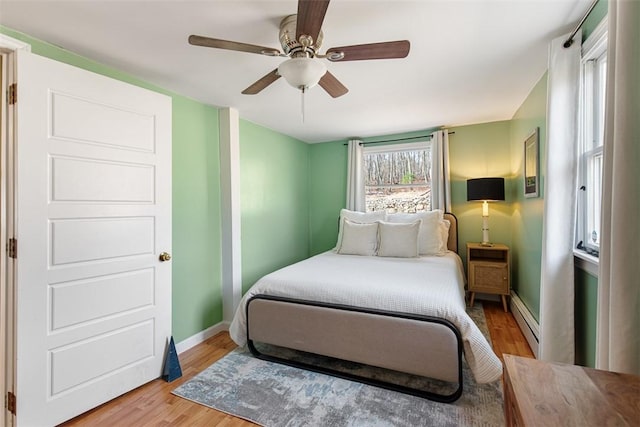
(242, 69, 281, 95)
(319, 71, 348, 98)
(326, 40, 410, 61)
(296, 0, 330, 44)
(188, 35, 280, 56)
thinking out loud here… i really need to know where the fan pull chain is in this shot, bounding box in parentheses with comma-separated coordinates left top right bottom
(301, 87, 306, 123)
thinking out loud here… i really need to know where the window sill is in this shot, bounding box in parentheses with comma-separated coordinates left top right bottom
(574, 249, 599, 277)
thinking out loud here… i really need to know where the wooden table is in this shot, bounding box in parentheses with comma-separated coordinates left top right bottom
(503, 354, 640, 426)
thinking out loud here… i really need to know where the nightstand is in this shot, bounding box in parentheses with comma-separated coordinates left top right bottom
(466, 242, 510, 312)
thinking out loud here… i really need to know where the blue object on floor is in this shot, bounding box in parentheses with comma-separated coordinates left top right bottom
(163, 336, 182, 382)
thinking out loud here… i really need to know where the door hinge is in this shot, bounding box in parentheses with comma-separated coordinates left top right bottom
(8, 238, 17, 259)
(8, 83, 17, 105)
(6, 391, 16, 415)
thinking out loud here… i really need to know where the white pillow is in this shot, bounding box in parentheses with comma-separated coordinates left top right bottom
(377, 221, 420, 258)
(440, 219, 451, 253)
(336, 219, 379, 256)
(386, 210, 444, 255)
(335, 209, 386, 250)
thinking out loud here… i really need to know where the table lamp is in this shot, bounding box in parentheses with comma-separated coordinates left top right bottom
(467, 177, 505, 246)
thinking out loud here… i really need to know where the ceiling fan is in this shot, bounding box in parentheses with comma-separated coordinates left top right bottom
(188, 0, 410, 98)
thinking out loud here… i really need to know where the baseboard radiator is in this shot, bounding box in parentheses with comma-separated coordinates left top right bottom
(510, 292, 539, 358)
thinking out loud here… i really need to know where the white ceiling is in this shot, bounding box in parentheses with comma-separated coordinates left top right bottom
(0, 0, 591, 143)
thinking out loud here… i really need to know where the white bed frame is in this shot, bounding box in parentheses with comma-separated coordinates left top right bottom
(246, 213, 464, 402)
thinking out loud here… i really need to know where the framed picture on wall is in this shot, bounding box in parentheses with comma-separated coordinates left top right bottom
(524, 128, 539, 198)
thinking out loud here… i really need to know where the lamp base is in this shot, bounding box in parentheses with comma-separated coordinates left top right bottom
(481, 216, 491, 247)
(480, 242, 494, 247)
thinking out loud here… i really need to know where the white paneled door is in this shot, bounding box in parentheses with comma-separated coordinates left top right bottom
(14, 50, 171, 426)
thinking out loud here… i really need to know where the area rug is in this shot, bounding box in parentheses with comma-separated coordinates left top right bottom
(172, 303, 503, 426)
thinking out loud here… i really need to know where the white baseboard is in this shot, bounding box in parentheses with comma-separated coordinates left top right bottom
(175, 321, 230, 354)
(510, 291, 539, 358)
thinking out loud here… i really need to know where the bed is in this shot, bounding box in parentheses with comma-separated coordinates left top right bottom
(229, 212, 503, 402)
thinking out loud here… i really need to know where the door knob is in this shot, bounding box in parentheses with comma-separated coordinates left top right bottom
(159, 252, 171, 262)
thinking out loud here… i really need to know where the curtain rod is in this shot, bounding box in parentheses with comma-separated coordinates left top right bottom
(343, 131, 455, 146)
(563, 0, 599, 48)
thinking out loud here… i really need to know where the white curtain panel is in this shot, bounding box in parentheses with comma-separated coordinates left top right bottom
(596, 0, 640, 376)
(430, 130, 451, 212)
(346, 139, 365, 211)
(538, 31, 581, 364)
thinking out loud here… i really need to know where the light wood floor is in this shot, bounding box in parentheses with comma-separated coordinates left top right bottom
(60, 301, 533, 427)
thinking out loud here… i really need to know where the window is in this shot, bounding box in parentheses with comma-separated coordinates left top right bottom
(363, 141, 431, 213)
(577, 25, 607, 257)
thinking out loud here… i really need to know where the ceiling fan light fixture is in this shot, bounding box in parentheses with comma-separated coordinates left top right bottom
(278, 57, 327, 90)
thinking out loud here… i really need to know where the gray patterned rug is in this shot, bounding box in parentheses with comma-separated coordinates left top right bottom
(172, 304, 503, 426)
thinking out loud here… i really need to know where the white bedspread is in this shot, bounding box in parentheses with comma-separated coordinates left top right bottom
(229, 251, 503, 384)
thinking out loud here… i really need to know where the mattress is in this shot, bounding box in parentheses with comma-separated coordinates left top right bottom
(229, 251, 503, 384)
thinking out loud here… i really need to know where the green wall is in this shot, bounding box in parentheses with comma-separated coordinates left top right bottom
(448, 121, 512, 267)
(239, 120, 310, 292)
(172, 98, 222, 341)
(309, 140, 347, 255)
(1, 26, 223, 342)
(508, 73, 547, 321)
(582, 0, 608, 41)
(575, 267, 598, 367)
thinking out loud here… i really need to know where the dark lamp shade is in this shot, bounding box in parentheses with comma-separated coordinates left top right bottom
(467, 178, 505, 201)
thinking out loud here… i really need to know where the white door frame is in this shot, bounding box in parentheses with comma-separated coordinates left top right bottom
(0, 34, 31, 427)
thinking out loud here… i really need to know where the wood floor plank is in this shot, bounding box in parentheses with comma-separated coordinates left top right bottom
(483, 301, 535, 362)
(59, 302, 532, 426)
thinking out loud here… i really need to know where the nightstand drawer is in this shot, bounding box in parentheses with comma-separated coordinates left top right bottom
(469, 262, 509, 294)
